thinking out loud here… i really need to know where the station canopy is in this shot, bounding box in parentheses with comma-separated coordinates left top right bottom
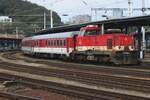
(36, 15, 150, 35)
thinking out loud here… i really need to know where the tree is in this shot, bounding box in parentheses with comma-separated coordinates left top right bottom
(0, 0, 63, 36)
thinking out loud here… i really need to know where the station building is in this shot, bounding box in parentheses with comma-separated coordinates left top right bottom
(0, 34, 22, 51)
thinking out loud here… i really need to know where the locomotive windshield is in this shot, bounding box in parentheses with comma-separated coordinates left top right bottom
(84, 30, 99, 36)
(79, 30, 100, 36)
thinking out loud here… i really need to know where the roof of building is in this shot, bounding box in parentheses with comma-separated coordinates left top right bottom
(36, 15, 150, 35)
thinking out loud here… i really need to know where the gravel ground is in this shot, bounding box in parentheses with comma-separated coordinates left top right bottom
(0, 83, 82, 100)
(17, 88, 82, 100)
(0, 98, 9, 100)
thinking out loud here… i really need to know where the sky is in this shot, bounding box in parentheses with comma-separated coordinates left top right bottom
(27, 0, 150, 22)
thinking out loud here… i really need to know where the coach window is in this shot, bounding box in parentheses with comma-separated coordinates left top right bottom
(59, 40, 61, 46)
(57, 40, 59, 46)
(37, 40, 39, 47)
(38, 41, 39, 47)
(48, 40, 51, 46)
(54, 40, 56, 46)
(46, 40, 49, 47)
(47, 40, 49, 47)
(60, 40, 62, 46)
(64, 40, 66, 46)
(54, 40, 57, 46)
(35, 41, 37, 47)
(45, 40, 48, 46)
(37, 41, 39, 47)
(51, 40, 53, 46)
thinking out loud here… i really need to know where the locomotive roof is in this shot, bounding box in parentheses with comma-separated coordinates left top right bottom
(36, 15, 150, 35)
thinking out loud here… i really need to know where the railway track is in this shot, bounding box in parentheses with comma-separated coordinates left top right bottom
(0, 59, 149, 96)
(0, 72, 149, 100)
(3, 52, 150, 78)
(0, 61, 150, 93)
(0, 52, 150, 99)
(0, 91, 41, 100)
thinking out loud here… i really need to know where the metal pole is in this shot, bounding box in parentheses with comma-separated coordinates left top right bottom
(142, 27, 146, 50)
(50, 10, 53, 28)
(141, 0, 146, 59)
(128, 0, 132, 16)
(16, 27, 19, 39)
(44, 12, 46, 29)
(101, 24, 104, 34)
(142, 0, 145, 15)
(140, 27, 145, 59)
(91, 8, 93, 22)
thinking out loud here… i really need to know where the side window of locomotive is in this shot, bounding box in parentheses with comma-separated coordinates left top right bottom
(84, 30, 99, 36)
(107, 39, 112, 49)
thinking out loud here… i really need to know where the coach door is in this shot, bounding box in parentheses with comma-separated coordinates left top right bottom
(73, 34, 78, 51)
(66, 39, 69, 53)
(31, 40, 34, 53)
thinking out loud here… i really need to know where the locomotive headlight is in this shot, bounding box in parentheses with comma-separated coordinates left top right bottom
(118, 46, 121, 49)
(129, 46, 134, 50)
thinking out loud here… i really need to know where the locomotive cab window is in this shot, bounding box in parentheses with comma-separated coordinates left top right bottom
(79, 30, 85, 36)
(84, 30, 99, 36)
